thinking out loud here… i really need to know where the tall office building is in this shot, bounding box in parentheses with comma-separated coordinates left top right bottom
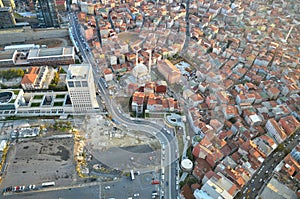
(0, 7, 16, 28)
(66, 64, 99, 113)
(35, 0, 60, 27)
(0, 0, 15, 9)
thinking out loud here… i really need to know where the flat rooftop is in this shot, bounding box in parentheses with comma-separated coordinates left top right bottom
(67, 64, 90, 80)
(28, 47, 74, 58)
(0, 51, 15, 60)
(39, 48, 64, 56)
(63, 47, 73, 55)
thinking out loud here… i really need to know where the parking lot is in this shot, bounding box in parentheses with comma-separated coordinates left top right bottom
(1, 137, 76, 191)
(4, 184, 101, 199)
(101, 171, 160, 199)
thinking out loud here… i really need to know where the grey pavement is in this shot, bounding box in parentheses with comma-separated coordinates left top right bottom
(4, 184, 101, 199)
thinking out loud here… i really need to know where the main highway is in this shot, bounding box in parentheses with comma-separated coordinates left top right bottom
(68, 12, 178, 199)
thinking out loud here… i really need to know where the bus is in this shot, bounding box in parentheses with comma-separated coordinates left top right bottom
(42, 182, 55, 187)
(161, 167, 165, 181)
(130, 170, 135, 181)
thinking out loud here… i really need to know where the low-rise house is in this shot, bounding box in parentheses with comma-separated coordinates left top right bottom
(253, 135, 277, 156)
(154, 81, 167, 94)
(209, 119, 224, 133)
(183, 89, 194, 100)
(223, 105, 239, 120)
(198, 82, 208, 93)
(267, 87, 281, 100)
(103, 68, 113, 82)
(131, 92, 145, 114)
(244, 114, 262, 127)
(281, 84, 300, 96)
(189, 93, 204, 106)
(206, 95, 218, 109)
(216, 91, 230, 104)
(193, 158, 212, 181)
(278, 115, 300, 136)
(200, 171, 239, 199)
(236, 93, 256, 105)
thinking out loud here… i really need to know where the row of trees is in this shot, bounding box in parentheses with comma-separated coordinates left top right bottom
(0, 69, 24, 80)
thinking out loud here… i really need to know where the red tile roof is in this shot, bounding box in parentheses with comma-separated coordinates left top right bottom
(21, 67, 39, 85)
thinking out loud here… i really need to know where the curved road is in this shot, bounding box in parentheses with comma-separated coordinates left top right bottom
(69, 12, 178, 199)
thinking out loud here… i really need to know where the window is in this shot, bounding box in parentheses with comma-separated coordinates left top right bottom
(68, 81, 74, 87)
(75, 81, 81, 87)
(82, 81, 88, 87)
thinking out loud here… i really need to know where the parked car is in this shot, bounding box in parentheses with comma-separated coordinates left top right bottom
(13, 186, 20, 192)
(4, 186, 12, 193)
(20, 186, 25, 191)
(28, 185, 36, 190)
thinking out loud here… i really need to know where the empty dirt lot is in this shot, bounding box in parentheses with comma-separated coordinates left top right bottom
(1, 137, 76, 189)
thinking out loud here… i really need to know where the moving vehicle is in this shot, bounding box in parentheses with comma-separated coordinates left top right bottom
(100, 77, 108, 88)
(152, 180, 160, 185)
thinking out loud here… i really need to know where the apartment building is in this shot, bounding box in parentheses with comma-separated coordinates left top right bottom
(265, 118, 287, 144)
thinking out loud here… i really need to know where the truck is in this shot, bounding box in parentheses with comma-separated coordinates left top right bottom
(42, 182, 55, 187)
(130, 169, 135, 181)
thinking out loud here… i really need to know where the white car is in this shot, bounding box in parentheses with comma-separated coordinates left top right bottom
(259, 178, 263, 182)
(104, 186, 110, 190)
(28, 185, 36, 190)
(133, 193, 140, 197)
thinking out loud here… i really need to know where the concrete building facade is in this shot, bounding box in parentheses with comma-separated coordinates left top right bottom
(66, 64, 98, 112)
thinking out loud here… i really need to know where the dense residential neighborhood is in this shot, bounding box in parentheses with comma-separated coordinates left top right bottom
(0, 0, 299, 198)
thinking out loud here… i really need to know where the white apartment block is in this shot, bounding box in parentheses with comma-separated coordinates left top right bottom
(66, 64, 98, 112)
(265, 118, 287, 144)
